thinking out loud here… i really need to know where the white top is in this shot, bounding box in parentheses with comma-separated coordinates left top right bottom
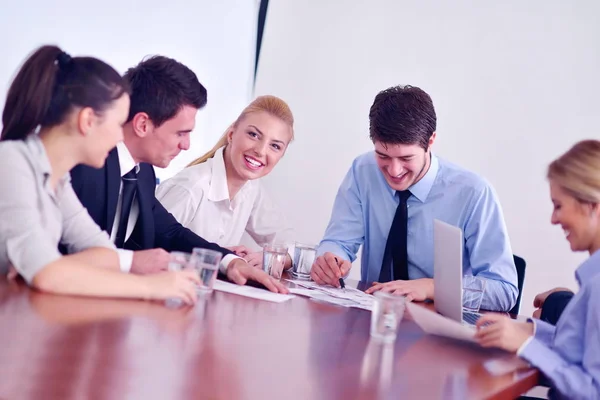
(156, 147, 293, 248)
(0, 135, 115, 283)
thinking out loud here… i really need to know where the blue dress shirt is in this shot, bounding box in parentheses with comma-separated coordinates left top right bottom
(519, 250, 600, 399)
(318, 151, 518, 311)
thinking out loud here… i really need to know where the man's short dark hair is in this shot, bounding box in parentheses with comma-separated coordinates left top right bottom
(368, 85, 436, 150)
(124, 55, 207, 126)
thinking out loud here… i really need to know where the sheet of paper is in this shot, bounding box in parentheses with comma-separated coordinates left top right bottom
(406, 302, 476, 342)
(213, 280, 295, 303)
(483, 357, 532, 376)
(287, 280, 375, 311)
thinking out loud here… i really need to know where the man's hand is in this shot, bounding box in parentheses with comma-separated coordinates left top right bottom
(131, 249, 170, 275)
(365, 278, 434, 302)
(310, 252, 351, 287)
(533, 287, 573, 308)
(243, 251, 263, 269)
(226, 245, 252, 258)
(532, 287, 573, 319)
(475, 314, 534, 353)
(226, 259, 289, 294)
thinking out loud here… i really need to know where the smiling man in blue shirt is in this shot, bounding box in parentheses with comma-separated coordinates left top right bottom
(311, 85, 518, 312)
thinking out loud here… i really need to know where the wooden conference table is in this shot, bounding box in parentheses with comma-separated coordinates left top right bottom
(0, 276, 538, 400)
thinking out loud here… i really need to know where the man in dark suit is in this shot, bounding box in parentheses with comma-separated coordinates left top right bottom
(69, 55, 287, 293)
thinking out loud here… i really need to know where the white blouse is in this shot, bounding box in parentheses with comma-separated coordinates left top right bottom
(156, 147, 293, 248)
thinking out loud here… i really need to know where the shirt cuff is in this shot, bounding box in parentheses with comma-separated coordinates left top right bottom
(517, 334, 535, 356)
(117, 249, 133, 273)
(220, 253, 242, 274)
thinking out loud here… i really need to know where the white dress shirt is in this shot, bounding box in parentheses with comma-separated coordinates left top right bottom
(156, 147, 293, 249)
(113, 144, 241, 274)
(112, 142, 140, 273)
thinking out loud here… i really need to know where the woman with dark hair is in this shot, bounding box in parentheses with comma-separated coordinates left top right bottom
(0, 45, 199, 304)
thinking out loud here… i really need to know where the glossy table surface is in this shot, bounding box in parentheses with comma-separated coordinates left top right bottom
(0, 277, 538, 399)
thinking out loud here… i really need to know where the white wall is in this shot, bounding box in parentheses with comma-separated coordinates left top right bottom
(255, 0, 600, 316)
(0, 0, 258, 181)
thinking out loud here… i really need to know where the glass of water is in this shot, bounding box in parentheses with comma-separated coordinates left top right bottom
(462, 275, 487, 313)
(292, 242, 317, 280)
(166, 252, 192, 307)
(262, 243, 288, 280)
(190, 248, 222, 293)
(370, 291, 405, 343)
(168, 252, 192, 271)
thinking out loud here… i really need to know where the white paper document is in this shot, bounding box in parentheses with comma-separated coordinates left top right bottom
(406, 302, 476, 342)
(483, 357, 532, 376)
(286, 279, 375, 311)
(213, 280, 295, 303)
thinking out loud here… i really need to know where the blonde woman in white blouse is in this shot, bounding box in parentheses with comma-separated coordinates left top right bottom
(156, 95, 294, 269)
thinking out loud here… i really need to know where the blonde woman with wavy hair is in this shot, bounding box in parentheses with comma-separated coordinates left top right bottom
(474, 140, 600, 400)
(156, 95, 295, 269)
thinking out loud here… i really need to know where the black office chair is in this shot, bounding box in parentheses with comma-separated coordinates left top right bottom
(510, 255, 527, 315)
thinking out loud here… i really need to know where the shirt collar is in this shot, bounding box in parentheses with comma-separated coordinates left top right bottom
(407, 153, 439, 203)
(26, 135, 70, 196)
(207, 147, 231, 202)
(116, 142, 140, 176)
(26, 134, 52, 176)
(575, 249, 600, 286)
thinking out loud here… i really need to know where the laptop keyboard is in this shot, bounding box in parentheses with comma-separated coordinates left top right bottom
(462, 312, 481, 325)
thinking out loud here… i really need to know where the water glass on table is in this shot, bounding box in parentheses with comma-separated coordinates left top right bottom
(370, 292, 406, 343)
(292, 242, 317, 280)
(190, 248, 222, 294)
(262, 243, 288, 280)
(462, 275, 486, 313)
(166, 252, 192, 307)
(168, 252, 192, 271)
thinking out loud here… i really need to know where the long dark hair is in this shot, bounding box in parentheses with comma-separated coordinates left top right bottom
(1, 45, 129, 141)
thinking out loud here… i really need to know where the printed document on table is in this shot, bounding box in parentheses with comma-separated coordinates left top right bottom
(213, 280, 295, 303)
(286, 279, 375, 311)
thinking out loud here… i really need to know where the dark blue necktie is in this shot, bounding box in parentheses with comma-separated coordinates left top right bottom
(114, 168, 137, 248)
(379, 190, 412, 282)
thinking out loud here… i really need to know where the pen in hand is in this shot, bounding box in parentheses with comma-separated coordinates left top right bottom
(334, 257, 346, 292)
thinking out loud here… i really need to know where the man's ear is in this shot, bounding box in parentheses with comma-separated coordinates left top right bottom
(428, 131, 437, 149)
(131, 112, 153, 138)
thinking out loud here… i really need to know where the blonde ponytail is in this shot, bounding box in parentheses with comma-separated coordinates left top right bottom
(187, 95, 294, 167)
(187, 130, 229, 167)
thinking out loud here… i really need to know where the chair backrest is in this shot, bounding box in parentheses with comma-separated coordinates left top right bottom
(510, 255, 527, 315)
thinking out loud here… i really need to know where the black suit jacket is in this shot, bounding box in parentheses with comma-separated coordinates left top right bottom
(69, 149, 232, 257)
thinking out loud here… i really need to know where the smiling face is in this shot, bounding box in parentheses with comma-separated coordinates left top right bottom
(224, 111, 292, 181)
(550, 180, 600, 253)
(374, 133, 436, 191)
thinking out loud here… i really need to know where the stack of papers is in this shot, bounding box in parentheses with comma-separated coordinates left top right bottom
(286, 279, 375, 311)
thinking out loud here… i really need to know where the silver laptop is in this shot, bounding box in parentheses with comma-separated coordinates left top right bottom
(433, 219, 481, 326)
